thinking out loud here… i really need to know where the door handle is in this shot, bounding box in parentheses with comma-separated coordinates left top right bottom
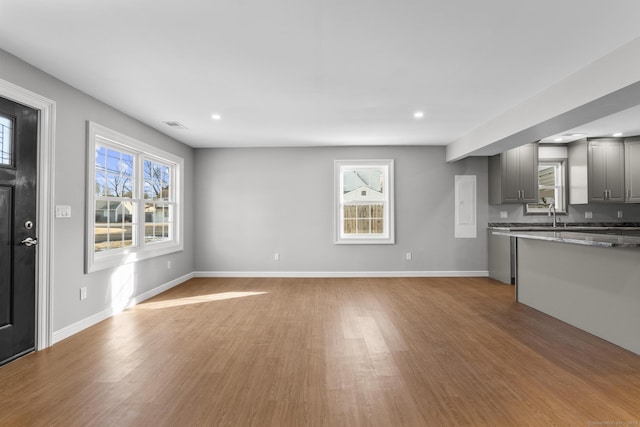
(21, 237, 38, 247)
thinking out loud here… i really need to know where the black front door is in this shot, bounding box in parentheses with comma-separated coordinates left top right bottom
(0, 96, 38, 366)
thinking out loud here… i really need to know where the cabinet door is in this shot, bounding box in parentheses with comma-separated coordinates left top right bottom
(589, 142, 610, 202)
(518, 143, 538, 202)
(605, 142, 625, 201)
(625, 139, 640, 202)
(501, 148, 522, 202)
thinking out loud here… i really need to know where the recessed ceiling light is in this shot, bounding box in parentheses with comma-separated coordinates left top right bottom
(554, 138, 563, 142)
(613, 132, 623, 137)
(413, 111, 424, 119)
(211, 114, 222, 121)
(567, 133, 586, 138)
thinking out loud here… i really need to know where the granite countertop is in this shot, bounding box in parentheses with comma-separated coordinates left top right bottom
(491, 229, 640, 248)
(488, 222, 640, 231)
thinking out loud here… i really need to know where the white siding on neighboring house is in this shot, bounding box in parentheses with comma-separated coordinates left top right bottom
(95, 200, 134, 222)
(343, 186, 384, 203)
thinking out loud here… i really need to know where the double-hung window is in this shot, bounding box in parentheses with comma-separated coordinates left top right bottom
(86, 122, 183, 273)
(334, 159, 394, 244)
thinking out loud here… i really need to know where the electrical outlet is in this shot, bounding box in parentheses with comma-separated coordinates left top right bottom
(617, 211, 623, 219)
(585, 211, 593, 219)
(406, 252, 412, 261)
(167, 260, 172, 269)
(274, 253, 280, 261)
(500, 211, 508, 219)
(80, 287, 87, 300)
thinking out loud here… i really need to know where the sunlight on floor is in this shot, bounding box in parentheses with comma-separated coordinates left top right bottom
(110, 255, 137, 313)
(138, 291, 269, 310)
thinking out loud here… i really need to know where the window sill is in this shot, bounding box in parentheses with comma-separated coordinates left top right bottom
(334, 236, 395, 245)
(86, 241, 183, 273)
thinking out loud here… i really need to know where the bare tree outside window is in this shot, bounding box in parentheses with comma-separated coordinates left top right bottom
(94, 145, 136, 252)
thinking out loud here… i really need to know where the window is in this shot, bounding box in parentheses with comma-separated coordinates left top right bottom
(143, 159, 173, 244)
(526, 160, 567, 214)
(0, 114, 13, 166)
(86, 122, 183, 273)
(334, 159, 394, 244)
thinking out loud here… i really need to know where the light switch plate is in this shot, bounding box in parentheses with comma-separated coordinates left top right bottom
(500, 211, 508, 219)
(585, 211, 593, 219)
(56, 205, 72, 218)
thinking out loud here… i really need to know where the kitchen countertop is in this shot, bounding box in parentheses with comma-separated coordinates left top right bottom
(491, 229, 640, 248)
(488, 222, 640, 231)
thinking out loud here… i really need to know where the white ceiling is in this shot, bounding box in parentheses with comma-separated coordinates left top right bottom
(539, 104, 640, 143)
(2, 0, 640, 151)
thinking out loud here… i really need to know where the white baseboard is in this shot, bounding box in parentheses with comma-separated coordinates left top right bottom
(52, 272, 193, 345)
(193, 270, 489, 278)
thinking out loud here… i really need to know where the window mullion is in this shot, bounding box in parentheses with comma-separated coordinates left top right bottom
(135, 153, 143, 249)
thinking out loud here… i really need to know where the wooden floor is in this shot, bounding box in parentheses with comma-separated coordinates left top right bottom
(1, 277, 639, 426)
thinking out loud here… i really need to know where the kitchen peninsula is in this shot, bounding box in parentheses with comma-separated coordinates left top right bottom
(493, 228, 640, 355)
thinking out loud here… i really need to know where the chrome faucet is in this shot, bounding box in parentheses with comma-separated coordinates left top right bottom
(548, 204, 557, 228)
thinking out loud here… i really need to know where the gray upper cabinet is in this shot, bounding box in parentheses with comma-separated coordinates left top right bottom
(588, 139, 625, 203)
(625, 137, 640, 202)
(489, 143, 538, 204)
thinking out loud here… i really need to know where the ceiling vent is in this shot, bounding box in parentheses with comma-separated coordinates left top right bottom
(162, 120, 188, 130)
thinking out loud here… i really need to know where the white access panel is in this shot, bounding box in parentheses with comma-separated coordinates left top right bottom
(454, 175, 477, 239)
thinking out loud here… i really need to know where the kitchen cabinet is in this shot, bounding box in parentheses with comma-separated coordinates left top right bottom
(568, 139, 588, 204)
(588, 139, 624, 202)
(569, 138, 630, 204)
(489, 143, 538, 204)
(625, 137, 640, 202)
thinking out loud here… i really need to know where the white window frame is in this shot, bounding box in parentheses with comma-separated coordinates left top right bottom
(86, 122, 184, 273)
(334, 159, 395, 244)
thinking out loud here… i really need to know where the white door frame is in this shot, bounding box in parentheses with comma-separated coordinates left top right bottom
(0, 78, 55, 350)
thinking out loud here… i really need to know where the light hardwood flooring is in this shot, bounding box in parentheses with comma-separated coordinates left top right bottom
(1, 277, 639, 426)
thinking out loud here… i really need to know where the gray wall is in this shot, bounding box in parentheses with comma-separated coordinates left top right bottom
(0, 49, 195, 333)
(194, 146, 489, 273)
